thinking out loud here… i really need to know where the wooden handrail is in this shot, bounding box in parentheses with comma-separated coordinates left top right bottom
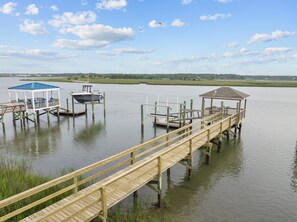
(0, 111, 228, 221)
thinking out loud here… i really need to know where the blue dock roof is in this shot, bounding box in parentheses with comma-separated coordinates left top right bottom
(8, 82, 60, 90)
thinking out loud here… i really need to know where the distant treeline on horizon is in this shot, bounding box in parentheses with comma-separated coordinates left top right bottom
(1, 73, 297, 81)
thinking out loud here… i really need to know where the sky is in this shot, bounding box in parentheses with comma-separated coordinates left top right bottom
(0, 0, 296, 75)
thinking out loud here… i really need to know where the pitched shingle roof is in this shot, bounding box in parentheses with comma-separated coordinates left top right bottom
(199, 87, 249, 100)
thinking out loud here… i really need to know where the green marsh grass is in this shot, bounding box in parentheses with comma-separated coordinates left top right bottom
(0, 158, 74, 221)
(28, 77, 297, 87)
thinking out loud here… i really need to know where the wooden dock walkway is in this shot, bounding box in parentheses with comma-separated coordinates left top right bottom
(0, 102, 26, 123)
(0, 109, 245, 222)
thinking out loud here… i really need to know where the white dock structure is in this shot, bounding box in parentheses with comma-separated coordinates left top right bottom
(6, 82, 61, 123)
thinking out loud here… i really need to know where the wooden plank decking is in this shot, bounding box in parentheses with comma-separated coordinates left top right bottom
(0, 110, 244, 222)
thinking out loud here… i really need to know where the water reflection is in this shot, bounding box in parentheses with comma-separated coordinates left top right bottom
(73, 117, 106, 146)
(0, 118, 64, 157)
(162, 136, 244, 212)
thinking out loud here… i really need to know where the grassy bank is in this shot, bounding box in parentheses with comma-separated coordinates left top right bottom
(27, 76, 297, 87)
(0, 158, 171, 222)
(0, 158, 74, 221)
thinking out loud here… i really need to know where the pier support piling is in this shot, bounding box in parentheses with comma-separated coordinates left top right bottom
(72, 97, 75, 117)
(91, 93, 95, 120)
(66, 98, 69, 115)
(166, 106, 170, 133)
(133, 191, 138, 207)
(103, 92, 106, 118)
(154, 102, 157, 126)
(141, 104, 144, 132)
(204, 145, 212, 165)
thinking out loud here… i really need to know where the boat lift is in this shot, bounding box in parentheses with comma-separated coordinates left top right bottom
(141, 98, 205, 131)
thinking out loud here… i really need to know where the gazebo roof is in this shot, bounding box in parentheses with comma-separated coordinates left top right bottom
(8, 82, 59, 91)
(199, 87, 249, 100)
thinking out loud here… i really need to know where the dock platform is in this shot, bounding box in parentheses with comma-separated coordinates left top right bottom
(0, 102, 26, 123)
(52, 108, 86, 116)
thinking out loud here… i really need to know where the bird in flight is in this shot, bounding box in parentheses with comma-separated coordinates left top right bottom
(139, 26, 144, 32)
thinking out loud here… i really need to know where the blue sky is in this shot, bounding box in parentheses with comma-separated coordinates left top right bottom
(0, 0, 296, 75)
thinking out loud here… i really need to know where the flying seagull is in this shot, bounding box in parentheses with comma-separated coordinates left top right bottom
(139, 27, 144, 32)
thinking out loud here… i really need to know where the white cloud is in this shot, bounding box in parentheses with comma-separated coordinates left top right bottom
(239, 56, 289, 66)
(0, 47, 73, 60)
(25, 4, 39, 15)
(0, 2, 17, 15)
(226, 41, 239, 48)
(52, 39, 109, 50)
(114, 48, 154, 54)
(149, 20, 165, 28)
(214, 0, 232, 3)
(61, 24, 134, 41)
(137, 56, 150, 61)
(223, 47, 259, 57)
(96, 50, 119, 56)
(97, 48, 154, 56)
(264, 47, 292, 55)
(292, 54, 297, 59)
(50, 5, 58, 12)
(247, 30, 296, 44)
(200, 13, 231, 21)
(19, 19, 48, 35)
(53, 24, 134, 49)
(96, 0, 127, 10)
(181, 0, 192, 4)
(171, 19, 185, 27)
(49, 11, 96, 27)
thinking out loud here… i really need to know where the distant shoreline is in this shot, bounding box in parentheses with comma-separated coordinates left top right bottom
(24, 77, 297, 87)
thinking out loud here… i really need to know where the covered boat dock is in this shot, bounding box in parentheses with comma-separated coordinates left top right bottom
(4, 82, 61, 123)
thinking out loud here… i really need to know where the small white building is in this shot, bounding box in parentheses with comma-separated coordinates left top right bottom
(8, 82, 60, 114)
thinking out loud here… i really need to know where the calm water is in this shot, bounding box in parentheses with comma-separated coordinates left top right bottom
(1, 77, 297, 222)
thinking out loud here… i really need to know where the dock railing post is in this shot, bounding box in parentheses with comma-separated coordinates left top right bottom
(189, 99, 193, 134)
(221, 101, 224, 119)
(130, 151, 135, 165)
(100, 186, 107, 222)
(73, 176, 78, 194)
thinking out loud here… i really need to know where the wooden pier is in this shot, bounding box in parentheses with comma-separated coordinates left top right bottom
(0, 102, 26, 123)
(0, 108, 245, 222)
